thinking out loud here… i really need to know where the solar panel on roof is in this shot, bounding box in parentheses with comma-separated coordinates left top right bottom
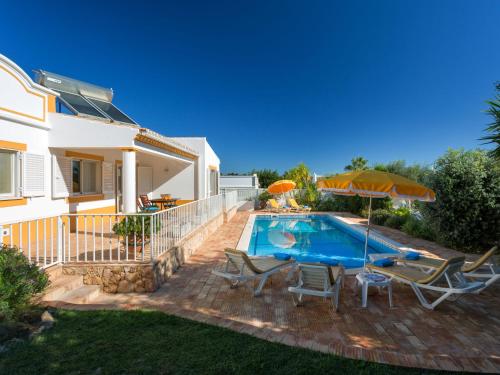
(86, 98, 136, 124)
(58, 91, 108, 119)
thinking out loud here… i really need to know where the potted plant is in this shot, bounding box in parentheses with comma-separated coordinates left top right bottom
(257, 191, 273, 210)
(112, 216, 159, 252)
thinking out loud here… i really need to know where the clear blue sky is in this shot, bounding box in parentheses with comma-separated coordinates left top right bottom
(2, 1, 499, 174)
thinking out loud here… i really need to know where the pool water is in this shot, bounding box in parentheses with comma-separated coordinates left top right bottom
(248, 215, 397, 268)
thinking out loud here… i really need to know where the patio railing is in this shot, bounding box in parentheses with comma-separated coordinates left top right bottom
(0, 215, 62, 268)
(1, 193, 234, 267)
(220, 188, 263, 202)
(223, 190, 238, 212)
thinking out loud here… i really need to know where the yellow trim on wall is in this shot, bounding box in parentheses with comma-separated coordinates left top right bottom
(208, 165, 219, 171)
(134, 134, 197, 160)
(120, 147, 137, 152)
(0, 65, 46, 122)
(70, 205, 116, 215)
(47, 95, 56, 113)
(0, 140, 27, 152)
(0, 198, 27, 208)
(66, 194, 105, 203)
(65, 151, 104, 161)
(175, 199, 194, 206)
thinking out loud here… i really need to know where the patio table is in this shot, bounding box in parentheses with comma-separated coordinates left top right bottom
(355, 272, 393, 308)
(151, 198, 179, 210)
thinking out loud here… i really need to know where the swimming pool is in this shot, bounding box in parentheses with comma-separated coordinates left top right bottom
(247, 215, 398, 268)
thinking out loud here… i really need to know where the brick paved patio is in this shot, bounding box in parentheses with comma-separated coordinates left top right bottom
(54, 208, 500, 373)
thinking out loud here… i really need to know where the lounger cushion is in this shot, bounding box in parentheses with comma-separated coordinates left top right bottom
(274, 253, 291, 261)
(405, 251, 421, 260)
(373, 258, 394, 267)
(368, 264, 430, 283)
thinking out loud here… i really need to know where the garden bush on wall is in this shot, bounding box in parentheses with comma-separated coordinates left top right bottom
(420, 149, 500, 253)
(0, 245, 49, 321)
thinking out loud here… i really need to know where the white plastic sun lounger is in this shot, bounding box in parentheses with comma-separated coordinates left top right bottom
(368, 256, 484, 310)
(212, 248, 296, 296)
(288, 263, 344, 311)
(400, 246, 499, 293)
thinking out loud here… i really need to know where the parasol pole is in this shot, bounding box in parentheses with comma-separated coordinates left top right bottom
(363, 196, 372, 271)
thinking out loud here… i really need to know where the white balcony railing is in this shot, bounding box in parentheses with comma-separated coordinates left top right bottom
(1, 194, 233, 267)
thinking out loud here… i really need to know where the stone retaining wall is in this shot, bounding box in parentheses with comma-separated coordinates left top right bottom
(62, 213, 224, 293)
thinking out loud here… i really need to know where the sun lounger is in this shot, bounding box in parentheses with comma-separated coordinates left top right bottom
(287, 198, 311, 212)
(368, 256, 484, 310)
(400, 246, 499, 292)
(212, 248, 296, 296)
(288, 263, 344, 311)
(267, 199, 289, 213)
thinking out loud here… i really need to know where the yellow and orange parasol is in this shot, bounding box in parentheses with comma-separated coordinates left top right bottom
(317, 170, 435, 269)
(267, 180, 296, 195)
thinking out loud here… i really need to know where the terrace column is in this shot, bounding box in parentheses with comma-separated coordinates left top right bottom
(122, 148, 137, 213)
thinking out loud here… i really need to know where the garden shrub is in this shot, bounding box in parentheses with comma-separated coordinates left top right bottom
(384, 214, 408, 229)
(295, 182, 321, 209)
(382, 207, 411, 229)
(368, 209, 393, 225)
(420, 149, 500, 253)
(402, 216, 437, 241)
(0, 245, 49, 321)
(315, 197, 338, 211)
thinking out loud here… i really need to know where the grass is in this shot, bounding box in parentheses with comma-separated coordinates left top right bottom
(0, 309, 452, 375)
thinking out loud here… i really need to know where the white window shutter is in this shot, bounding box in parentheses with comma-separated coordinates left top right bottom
(22, 153, 45, 197)
(52, 155, 72, 198)
(102, 162, 114, 195)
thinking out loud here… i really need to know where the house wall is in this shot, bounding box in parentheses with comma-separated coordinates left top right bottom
(172, 137, 220, 199)
(220, 175, 259, 188)
(132, 151, 196, 200)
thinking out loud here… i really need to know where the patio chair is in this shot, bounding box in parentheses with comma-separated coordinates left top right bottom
(212, 248, 296, 296)
(138, 195, 159, 212)
(400, 245, 499, 292)
(288, 263, 344, 311)
(287, 198, 311, 213)
(368, 256, 484, 310)
(267, 199, 288, 213)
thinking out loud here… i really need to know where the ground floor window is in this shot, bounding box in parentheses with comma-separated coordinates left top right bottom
(0, 150, 17, 197)
(209, 169, 219, 196)
(71, 159, 101, 194)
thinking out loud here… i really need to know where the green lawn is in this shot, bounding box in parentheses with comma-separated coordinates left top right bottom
(0, 310, 451, 375)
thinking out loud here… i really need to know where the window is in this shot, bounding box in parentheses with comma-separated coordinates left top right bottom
(209, 170, 219, 196)
(71, 159, 101, 194)
(0, 150, 17, 197)
(72, 160, 81, 193)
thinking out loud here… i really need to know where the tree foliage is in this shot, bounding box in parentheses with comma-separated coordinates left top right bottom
(420, 149, 500, 252)
(344, 156, 369, 171)
(250, 169, 281, 188)
(283, 163, 311, 189)
(481, 82, 500, 161)
(373, 160, 431, 183)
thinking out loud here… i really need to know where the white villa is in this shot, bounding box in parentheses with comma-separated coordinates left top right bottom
(0, 53, 220, 220)
(0, 53, 230, 277)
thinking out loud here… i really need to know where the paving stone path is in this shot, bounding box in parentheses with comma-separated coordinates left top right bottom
(57, 208, 500, 373)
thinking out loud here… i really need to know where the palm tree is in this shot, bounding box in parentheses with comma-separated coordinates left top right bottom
(481, 83, 500, 161)
(344, 156, 369, 171)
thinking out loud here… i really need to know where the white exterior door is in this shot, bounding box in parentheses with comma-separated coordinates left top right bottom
(137, 166, 153, 198)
